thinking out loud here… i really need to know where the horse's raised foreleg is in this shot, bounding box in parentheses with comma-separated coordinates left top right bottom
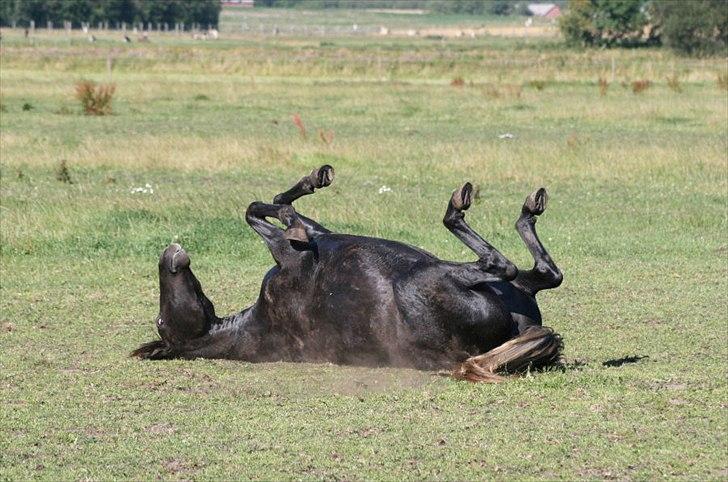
(443, 183, 518, 282)
(273, 165, 334, 236)
(273, 164, 334, 205)
(245, 201, 311, 265)
(512, 188, 563, 296)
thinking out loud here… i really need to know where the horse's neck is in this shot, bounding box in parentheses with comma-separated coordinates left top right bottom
(182, 306, 260, 359)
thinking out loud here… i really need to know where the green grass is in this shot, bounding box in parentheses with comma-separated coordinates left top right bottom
(1, 20, 727, 480)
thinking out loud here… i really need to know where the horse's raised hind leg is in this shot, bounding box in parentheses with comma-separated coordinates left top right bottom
(273, 165, 334, 235)
(246, 201, 310, 266)
(443, 183, 518, 282)
(513, 188, 563, 296)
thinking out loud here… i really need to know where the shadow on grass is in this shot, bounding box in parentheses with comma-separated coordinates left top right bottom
(602, 355, 649, 367)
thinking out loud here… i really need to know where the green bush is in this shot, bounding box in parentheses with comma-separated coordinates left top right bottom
(654, 0, 727, 56)
(559, 0, 658, 48)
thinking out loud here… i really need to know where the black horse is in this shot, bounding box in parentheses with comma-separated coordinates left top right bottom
(133, 166, 563, 382)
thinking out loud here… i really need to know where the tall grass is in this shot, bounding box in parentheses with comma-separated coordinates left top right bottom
(75, 80, 115, 115)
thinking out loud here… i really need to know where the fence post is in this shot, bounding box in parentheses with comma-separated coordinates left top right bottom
(47, 21, 52, 32)
(122, 22, 126, 33)
(30, 20, 35, 33)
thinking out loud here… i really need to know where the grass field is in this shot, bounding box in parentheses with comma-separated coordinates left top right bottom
(1, 9, 727, 480)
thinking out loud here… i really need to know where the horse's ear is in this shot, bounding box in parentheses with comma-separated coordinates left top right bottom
(130, 339, 175, 360)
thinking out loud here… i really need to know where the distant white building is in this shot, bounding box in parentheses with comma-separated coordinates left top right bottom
(527, 3, 562, 18)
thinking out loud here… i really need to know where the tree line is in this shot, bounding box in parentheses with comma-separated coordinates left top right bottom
(560, 0, 727, 56)
(253, 0, 540, 15)
(0, 0, 221, 28)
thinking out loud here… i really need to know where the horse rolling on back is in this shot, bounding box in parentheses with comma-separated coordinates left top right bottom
(132, 166, 564, 382)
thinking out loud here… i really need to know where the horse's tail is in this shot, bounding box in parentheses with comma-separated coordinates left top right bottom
(453, 325, 563, 383)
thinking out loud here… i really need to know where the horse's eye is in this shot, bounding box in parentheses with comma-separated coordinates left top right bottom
(157, 318, 164, 327)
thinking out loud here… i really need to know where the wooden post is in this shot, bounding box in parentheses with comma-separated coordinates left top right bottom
(47, 20, 52, 32)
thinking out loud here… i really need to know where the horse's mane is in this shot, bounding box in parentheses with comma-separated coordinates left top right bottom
(130, 339, 175, 360)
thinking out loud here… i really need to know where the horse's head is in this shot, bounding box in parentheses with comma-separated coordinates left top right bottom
(157, 243, 217, 344)
(131, 244, 217, 359)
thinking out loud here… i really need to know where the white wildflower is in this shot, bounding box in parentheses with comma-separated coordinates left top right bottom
(378, 185, 392, 194)
(130, 183, 154, 194)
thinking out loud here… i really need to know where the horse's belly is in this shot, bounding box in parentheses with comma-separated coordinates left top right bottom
(394, 267, 517, 355)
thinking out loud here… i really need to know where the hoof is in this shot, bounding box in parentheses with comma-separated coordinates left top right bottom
(283, 224, 309, 243)
(310, 165, 334, 189)
(451, 182, 473, 211)
(523, 188, 548, 216)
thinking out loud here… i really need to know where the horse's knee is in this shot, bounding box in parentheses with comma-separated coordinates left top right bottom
(535, 261, 562, 288)
(479, 255, 518, 281)
(504, 262, 518, 281)
(245, 201, 263, 219)
(277, 204, 297, 224)
(551, 269, 563, 287)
